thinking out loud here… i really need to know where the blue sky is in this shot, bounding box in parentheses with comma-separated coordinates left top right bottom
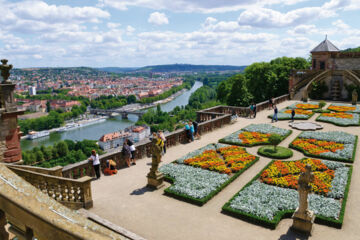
(0, 0, 359, 68)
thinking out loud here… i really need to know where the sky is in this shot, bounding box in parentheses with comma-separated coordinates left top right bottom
(0, 0, 359, 68)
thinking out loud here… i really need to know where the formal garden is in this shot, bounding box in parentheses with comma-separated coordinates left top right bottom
(158, 101, 358, 231)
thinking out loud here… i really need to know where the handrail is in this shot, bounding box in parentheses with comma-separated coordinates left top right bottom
(8, 166, 93, 209)
(0, 164, 127, 240)
(7, 164, 63, 177)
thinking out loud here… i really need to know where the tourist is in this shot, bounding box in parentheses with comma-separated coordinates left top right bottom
(184, 122, 192, 142)
(158, 130, 166, 154)
(272, 105, 278, 122)
(250, 104, 254, 118)
(122, 140, 131, 167)
(88, 149, 101, 180)
(253, 103, 257, 118)
(127, 139, 136, 165)
(193, 120, 200, 139)
(189, 121, 195, 142)
(104, 159, 117, 176)
(291, 109, 295, 122)
(268, 98, 273, 110)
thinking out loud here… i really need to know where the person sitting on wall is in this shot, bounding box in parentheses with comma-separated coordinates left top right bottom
(103, 159, 117, 176)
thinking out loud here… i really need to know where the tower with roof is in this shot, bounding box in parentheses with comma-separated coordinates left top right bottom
(311, 36, 340, 70)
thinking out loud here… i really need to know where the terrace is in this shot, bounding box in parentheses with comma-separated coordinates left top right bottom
(86, 99, 360, 240)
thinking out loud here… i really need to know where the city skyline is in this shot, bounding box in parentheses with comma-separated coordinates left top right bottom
(0, 0, 359, 68)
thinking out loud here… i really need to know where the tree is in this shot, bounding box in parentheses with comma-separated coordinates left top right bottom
(127, 95, 137, 104)
(46, 101, 51, 112)
(269, 134, 282, 151)
(56, 141, 69, 157)
(226, 74, 252, 107)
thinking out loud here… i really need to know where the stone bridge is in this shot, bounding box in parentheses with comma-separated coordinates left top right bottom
(90, 108, 145, 119)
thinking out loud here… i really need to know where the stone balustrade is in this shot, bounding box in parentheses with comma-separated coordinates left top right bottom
(8, 166, 93, 209)
(61, 95, 289, 180)
(0, 164, 127, 240)
(8, 164, 63, 177)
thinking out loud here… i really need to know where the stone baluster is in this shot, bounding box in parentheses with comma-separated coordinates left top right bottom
(0, 210, 9, 240)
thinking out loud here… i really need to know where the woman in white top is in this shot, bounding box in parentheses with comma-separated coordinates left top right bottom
(127, 139, 136, 165)
(88, 149, 101, 179)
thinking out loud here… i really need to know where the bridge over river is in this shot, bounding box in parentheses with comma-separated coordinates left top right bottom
(90, 108, 145, 119)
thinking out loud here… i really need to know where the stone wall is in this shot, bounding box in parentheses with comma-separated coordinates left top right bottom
(334, 58, 360, 70)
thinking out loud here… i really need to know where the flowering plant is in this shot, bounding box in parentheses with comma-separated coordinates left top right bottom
(317, 112, 360, 126)
(327, 103, 360, 113)
(287, 101, 320, 109)
(268, 108, 314, 120)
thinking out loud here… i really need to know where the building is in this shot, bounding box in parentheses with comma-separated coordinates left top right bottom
(125, 125, 151, 142)
(289, 37, 360, 101)
(29, 86, 36, 96)
(50, 100, 81, 112)
(98, 132, 132, 150)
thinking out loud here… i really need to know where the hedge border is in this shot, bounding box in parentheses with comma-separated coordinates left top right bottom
(289, 135, 358, 163)
(257, 146, 293, 159)
(222, 159, 353, 229)
(162, 152, 260, 206)
(219, 130, 292, 147)
(315, 114, 360, 127)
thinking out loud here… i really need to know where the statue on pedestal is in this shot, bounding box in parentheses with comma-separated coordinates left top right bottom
(291, 164, 315, 235)
(146, 137, 164, 189)
(302, 90, 308, 102)
(0, 59, 13, 84)
(352, 89, 358, 105)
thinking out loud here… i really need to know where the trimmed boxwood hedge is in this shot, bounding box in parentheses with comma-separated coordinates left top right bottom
(315, 114, 360, 127)
(219, 130, 292, 147)
(289, 136, 358, 163)
(257, 146, 293, 159)
(162, 156, 259, 206)
(222, 159, 353, 229)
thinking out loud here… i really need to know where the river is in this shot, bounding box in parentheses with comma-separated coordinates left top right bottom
(20, 81, 203, 151)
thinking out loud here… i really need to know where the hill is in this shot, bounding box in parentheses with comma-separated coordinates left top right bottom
(97, 67, 139, 73)
(136, 64, 246, 72)
(342, 46, 360, 52)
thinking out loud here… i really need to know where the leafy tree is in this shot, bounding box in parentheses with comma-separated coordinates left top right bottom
(56, 141, 69, 157)
(269, 134, 282, 151)
(226, 75, 252, 107)
(127, 95, 137, 104)
(46, 101, 51, 112)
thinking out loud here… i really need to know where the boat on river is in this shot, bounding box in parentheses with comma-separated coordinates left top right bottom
(57, 116, 108, 132)
(26, 130, 50, 140)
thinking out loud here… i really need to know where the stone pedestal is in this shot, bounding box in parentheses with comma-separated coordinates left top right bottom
(0, 83, 24, 163)
(291, 208, 315, 235)
(146, 171, 164, 189)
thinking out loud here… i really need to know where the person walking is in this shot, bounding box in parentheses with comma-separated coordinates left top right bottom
(272, 105, 278, 122)
(193, 120, 200, 139)
(268, 98, 273, 110)
(127, 139, 136, 165)
(250, 104, 254, 118)
(122, 140, 131, 167)
(189, 121, 195, 142)
(184, 122, 192, 142)
(158, 130, 166, 154)
(291, 109, 295, 122)
(253, 103, 257, 118)
(88, 149, 101, 180)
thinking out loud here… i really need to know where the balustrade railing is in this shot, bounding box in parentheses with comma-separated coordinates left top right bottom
(8, 166, 93, 209)
(0, 164, 126, 240)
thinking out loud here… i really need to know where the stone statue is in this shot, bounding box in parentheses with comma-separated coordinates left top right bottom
(146, 137, 164, 189)
(302, 89, 308, 102)
(352, 89, 358, 105)
(0, 59, 13, 84)
(291, 164, 315, 235)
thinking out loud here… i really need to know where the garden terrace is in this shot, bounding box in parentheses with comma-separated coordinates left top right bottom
(85, 99, 360, 240)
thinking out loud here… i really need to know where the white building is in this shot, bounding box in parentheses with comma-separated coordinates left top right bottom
(129, 126, 151, 142)
(98, 132, 132, 151)
(29, 86, 36, 96)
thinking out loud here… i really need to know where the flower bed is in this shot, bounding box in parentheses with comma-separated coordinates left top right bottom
(219, 124, 292, 147)
(316, 112, 360, 126)
(289, 131, 357, 163)
(222, 159, 352, 229)
(327, 103, 360, 113)
(268, 108, 314, 120)
(160, 143, 259, 205)
(287, 102, 320, 109)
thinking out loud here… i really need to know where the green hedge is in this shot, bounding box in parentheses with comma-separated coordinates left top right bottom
(219, 130, 292, 147)
(222, 160, 353, 229)
(257, 146, 293, 159)
(163, 157, 259, 206)
(289, 136, 358, 163)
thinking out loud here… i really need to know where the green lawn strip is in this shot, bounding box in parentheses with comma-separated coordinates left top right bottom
(313, 109, 331, 113)
(289, 136, 358, 163)
(257, 146, 293, 159)
(219, 130, 292, 147)
(315, 115, 360, 127)
(163, 157, 259, 206)
(222, 159, 353, 229)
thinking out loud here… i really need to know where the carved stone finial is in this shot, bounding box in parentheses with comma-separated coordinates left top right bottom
(0, 59, 13, 84)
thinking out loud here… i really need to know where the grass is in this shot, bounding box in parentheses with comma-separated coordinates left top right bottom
(222, 159, 353, 229)
(257, 146, 293, 159)
(162, 157, 259, 206)
(289, 136, 358, 163)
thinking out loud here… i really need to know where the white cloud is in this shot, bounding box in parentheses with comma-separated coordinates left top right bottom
(288, 24, 318, 35)
(98, 0, 308, 13)
(148, 12, 169, 25)
(202, 17, 251, 32)
(107, 22, 121, 29)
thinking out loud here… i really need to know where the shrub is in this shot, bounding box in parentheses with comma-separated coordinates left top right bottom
(269, 134, 282, 151)
(319, 101, 326, 108)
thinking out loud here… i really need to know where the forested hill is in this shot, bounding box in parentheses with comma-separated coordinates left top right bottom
(136, 64, 246, 72)
(342, 46, 360, 52)
(97, 67, 139, 73)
